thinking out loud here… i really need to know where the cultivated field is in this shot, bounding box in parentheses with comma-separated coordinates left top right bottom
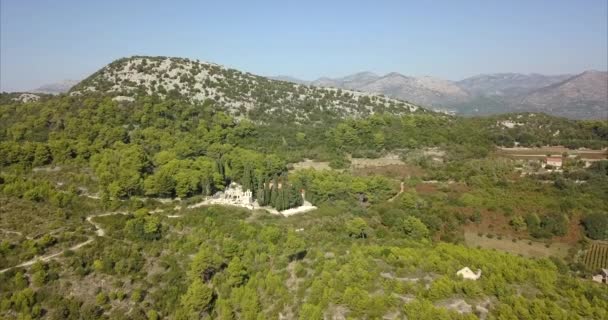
(464, 231, 572, 259)
(583, 242, 608, 270)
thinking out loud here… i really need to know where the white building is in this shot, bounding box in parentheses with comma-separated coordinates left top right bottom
(545, 156, 563, 168)
(592, 269, 608, 284)
(222, 182, 253, 205)
(457, 267, 482, 280)
(189, 182, 254, 210)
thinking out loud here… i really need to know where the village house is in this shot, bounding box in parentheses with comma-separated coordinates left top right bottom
(592, 269, 608, 284)
(456, 267, 482, 280)
(544, 156, 563, 168)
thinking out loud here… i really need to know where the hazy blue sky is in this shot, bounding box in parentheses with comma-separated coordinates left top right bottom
(1, 0, 607, 91)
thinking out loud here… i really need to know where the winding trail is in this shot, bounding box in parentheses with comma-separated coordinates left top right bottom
(85, 212, 128, 236)
(0, 228, 31, 239)
(388, 182, 405, 202)
(0, 212, 129, 274)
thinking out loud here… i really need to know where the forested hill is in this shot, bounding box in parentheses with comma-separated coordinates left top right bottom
(70, 56, 425, 123)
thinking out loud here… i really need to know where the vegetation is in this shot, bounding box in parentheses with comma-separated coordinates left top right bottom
(0, 57, 607, 319)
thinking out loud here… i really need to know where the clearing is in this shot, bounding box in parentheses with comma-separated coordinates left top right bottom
(497, 146, 607, 160)
(350, 153, 404, 169)
(464, 231, 572, 259)
(290, 159, 331, 171)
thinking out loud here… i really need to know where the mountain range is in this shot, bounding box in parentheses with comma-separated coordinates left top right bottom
(271, 70, 608, 119)
(26, 58, 607, 120)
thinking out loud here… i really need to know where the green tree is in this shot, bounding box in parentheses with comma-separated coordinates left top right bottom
(401, 216, 429, 240)
(226, 257, 248, 287)
(510, 215, 527, 231)
(285, 231, 306, 260)
(299, 304, 323, 320)
(241, 164, 254, 192)
(295, 132, 306, 144)
(189, 247, 222, 282)
(180, 278, 214, 317)
(33, 144, 52, 166)
(582, 213, 608, 240)
(96, 292, 109, 305)
(525, 213, 541, 231)
(401, 191, 420, 210)
(347, 217, 369, 239)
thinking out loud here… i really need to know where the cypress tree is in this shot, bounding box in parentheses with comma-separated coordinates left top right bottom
(256, 179, 266, 205)
(270, 175, 279, 207)
(216, 158, 224, 181)
(288, 185, 303, 208)
(263, 181, 271, 206)
(282, 188, 289, 210)
(242, 164, 252, 191)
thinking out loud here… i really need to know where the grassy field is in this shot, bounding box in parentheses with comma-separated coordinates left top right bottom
(464, 231, 572, 259)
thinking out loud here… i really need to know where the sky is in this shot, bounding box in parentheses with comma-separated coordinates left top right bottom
(1, 0, 607, 91)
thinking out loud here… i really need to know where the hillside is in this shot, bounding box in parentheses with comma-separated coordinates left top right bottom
(310, 71, 380, 89)
(71, 56, 425, 123)
(456, 73, 572, 97)
(520, 70, 608, 119)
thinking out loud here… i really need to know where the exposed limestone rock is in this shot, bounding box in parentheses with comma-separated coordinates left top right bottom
(12, 93, 40, 103)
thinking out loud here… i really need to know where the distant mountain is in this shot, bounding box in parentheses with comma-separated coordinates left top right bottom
(70, 56, 427, 123)
(268, 75, 310, 85)
(457, 73, 572, 97)
(358, 73, 470, 107)
(311, 72, 380, 89)
(275, 70, 607, 119)
(305, 72, 469, 109)
(32, 80, 79, 94)
(519, 70, 608, 119)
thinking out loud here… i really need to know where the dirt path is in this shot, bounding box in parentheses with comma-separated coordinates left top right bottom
(85, 212, 128, 236)
(0, 239, 96, 273)
(388, 182, 405, 202)
(0, 212, 128, 274)
(0, 228, 32, 239)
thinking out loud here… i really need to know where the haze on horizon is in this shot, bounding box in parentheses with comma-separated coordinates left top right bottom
(1, 0, 607, 92)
